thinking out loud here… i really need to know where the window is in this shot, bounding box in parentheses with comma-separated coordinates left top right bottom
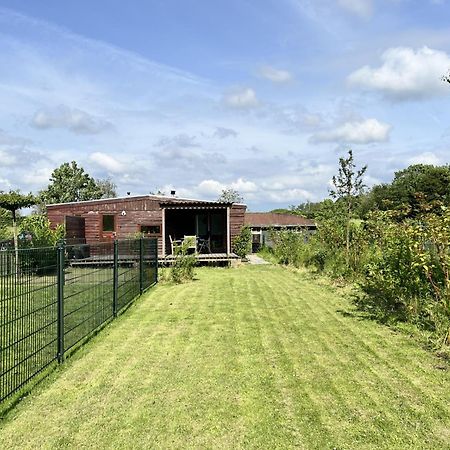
(102, 215, 115, 232)
(141, 225, 161, 235)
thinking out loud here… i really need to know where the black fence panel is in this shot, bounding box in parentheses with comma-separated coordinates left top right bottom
(143, 238, 158, 290)
(0, 238, 157, 405)
(63, 242, 115, 352)
(0, 248, 58, 402)
(117, 239, 140, 311)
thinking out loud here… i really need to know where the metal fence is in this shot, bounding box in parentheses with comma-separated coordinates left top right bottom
(0, 238, 158, 403)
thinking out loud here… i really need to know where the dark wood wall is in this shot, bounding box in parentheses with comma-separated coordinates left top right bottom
(47, 197, 164, 253)
(47, 198, 247, 255)
(230, 204, 246, 248)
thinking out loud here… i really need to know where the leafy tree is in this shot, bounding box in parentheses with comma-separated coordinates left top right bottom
(40, 161, 104, 204)
(329, 149, 367, 266)
(218, 188, 244, 203)
(0, 207, 12, 240)
(96, 178, 117, 199)
(0, 191, 36, 259)
(364, 164, 450, 218)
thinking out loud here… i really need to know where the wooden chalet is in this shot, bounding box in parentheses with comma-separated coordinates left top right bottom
(47, 195, 246, 262)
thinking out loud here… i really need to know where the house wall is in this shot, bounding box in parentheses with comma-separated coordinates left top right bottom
(47, 198, 247, 256)
(230, 204, 246, 249)
(47, 197, 164, 254)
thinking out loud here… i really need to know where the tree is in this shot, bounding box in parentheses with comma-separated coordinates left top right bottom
(0, 207, 12, 240)
(0, 191, 36, 261)
(217, 188, 244, 203)
(40, 161, 104, 204)
(96, 178, 117, 199)
(329, 149, 367, 266)
(362, 164, 450, 218)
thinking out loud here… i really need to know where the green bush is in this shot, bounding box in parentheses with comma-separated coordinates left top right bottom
(170, 242, 196, 283)
(233, 226, 252, 258)
(18, 214, 65, 274)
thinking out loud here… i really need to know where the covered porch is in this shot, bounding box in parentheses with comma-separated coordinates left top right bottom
(161, 203, 232, 257)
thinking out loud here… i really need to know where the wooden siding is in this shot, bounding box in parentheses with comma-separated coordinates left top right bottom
(47, 197, 247, 256)
(230, 204, 246, 247)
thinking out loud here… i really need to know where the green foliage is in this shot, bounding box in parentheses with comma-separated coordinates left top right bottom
(19, 214, 65, 248)
(233, 226, 252, 258)
(217, 188, 244, 203)
(362, 164, 450, 218)
(170, 242, 196, 283)
(0, 208, 12, 240)
(96, 178, 117, 199)
(0, 191, 36, 217)
(17, 214, 65, 274)
(0, 190, 37, 253)
(39, 161, 105, 204)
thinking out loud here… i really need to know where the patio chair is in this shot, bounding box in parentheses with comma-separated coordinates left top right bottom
(183, 235, 197, 254)
(169, 235, 183, 254)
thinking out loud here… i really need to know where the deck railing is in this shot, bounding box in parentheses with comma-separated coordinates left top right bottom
(0, 238, 158, 405)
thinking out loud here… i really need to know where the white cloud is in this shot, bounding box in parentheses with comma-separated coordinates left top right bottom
(89, 152, 124, 173)
(0, 149, 17, 166)
(348, 46, 450, 101)
(31, 105, 113, 134)
(196, 179, 226, 196)
(231, 178, 258, 193)
(338, 0, 373, 18)
(21, 167, 52, 186)
(310, 118, 391, 144)
(259, 66, 294, 83)
(408, 152, 441, 165)
(223, 87, 259, 109)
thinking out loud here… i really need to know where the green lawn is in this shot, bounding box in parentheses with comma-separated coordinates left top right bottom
(0, 265, 449, 449)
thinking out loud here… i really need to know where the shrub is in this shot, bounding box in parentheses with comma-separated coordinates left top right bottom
(170, 242, 196, 283)
(18, 214, 65, 274)
(233, 226, 252, 258)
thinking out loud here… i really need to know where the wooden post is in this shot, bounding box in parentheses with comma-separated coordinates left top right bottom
(226, 207, 231, 255)
(161, 207, 166, 257)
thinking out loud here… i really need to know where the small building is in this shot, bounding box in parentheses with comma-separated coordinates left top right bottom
(244, 212, 316, 252)
(47, 195, 246, 259)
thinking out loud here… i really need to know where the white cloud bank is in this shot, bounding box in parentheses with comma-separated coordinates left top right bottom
(310, 118, 391, 144)
(348, 46, 450, 101)
(89, 152, 124, 173)
(31, 105, 113, 134)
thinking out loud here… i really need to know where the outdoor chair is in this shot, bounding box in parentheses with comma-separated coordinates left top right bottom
(169, 235, 183, 254)
(183, 235, 197, 254)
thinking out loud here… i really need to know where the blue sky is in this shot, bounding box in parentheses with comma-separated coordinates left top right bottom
(0, 0, 449, 210)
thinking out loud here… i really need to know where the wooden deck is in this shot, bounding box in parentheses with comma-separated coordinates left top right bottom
(69, 253, 240, 267)
(160, 253, 240, 266)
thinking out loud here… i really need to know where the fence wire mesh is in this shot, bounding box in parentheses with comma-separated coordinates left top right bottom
(0, 238, 157, 403)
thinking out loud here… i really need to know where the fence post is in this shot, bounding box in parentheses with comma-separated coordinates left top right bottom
(113, 240, 118, 317)
(139, 237, 144, 294)
(155, 238, 158, 284)
(57, 244, 65, 363)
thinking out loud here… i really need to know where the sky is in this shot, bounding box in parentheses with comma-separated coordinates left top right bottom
(0, 0, 449, 211)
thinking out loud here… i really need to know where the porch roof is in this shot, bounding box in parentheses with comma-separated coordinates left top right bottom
(160, 200, 232, 210)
